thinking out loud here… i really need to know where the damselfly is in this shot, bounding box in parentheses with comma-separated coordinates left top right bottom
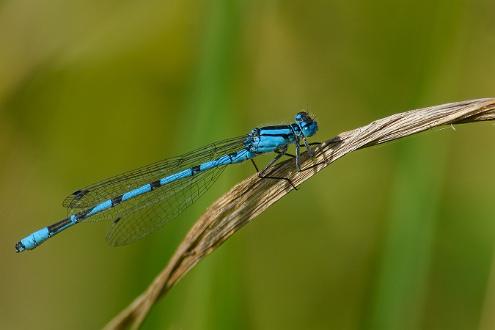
(15, 112, 318, 252)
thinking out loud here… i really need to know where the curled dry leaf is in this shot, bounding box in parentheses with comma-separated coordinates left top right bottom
(105, 98, 495, 330)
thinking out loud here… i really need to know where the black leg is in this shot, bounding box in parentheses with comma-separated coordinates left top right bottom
(250, 158, 259, 172)
(297, 142, 329, 172)
(276, 150, 296, 158)
(302, 137, 313, 157)
(295, 137, 302, 171)
(297, 141, 322, 169)
(298, 141, 321, 148)
(256, 147, 298, 190)
(259, 149, 286, 176)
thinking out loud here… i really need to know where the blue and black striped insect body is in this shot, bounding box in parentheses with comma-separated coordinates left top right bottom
(15, 112, 318, 252)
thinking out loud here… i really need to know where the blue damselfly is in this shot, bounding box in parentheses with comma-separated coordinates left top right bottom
(15, 112, 318, 252)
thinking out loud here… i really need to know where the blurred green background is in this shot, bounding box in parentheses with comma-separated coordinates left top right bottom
(1, 0, 495, 329)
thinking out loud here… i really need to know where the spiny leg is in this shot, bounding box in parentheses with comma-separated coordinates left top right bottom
(295, 137, 302, 171)
(259, 147, 287, 176)
(298, 141, 321, 148)
(300, 140, 321, 157)
(296, 141, 321, 170)
(298, 142, 331, 172)
(302, 137, 313, 157)
(250, 148, 298, 190)
(278, 150, 296, 158)
(250, 158, 259, 172)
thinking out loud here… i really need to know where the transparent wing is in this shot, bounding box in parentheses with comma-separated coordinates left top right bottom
(105, 165, 225, 246)
(63, 136, 247, 209)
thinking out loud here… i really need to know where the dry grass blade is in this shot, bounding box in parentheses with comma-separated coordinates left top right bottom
(104, 98, 495, 330)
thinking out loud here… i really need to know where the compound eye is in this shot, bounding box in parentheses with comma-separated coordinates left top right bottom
(295, 111, 309, 121)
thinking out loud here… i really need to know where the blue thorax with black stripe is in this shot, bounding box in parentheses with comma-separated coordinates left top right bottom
(15, 112, 318, 252)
